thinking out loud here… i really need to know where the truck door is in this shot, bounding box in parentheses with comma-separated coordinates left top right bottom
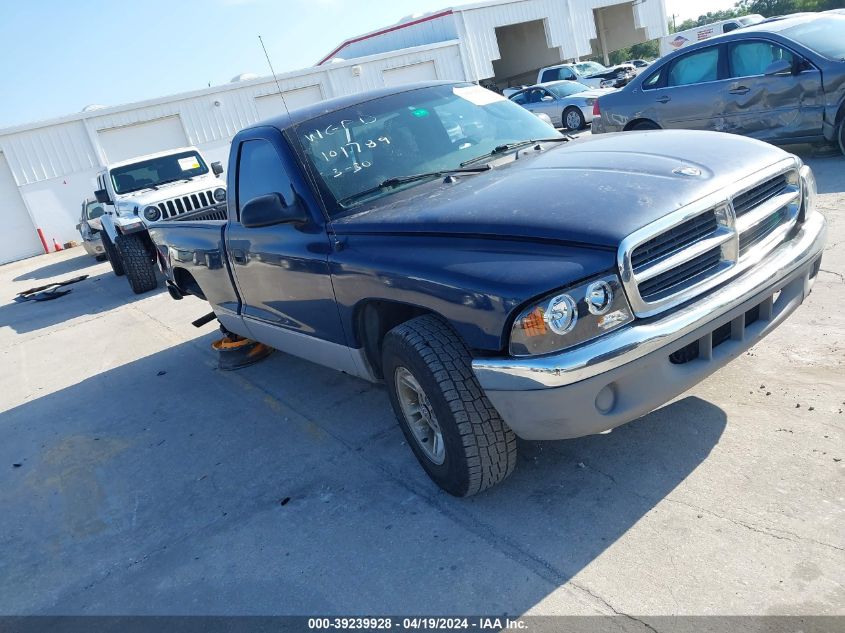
(722, 39, 824, 142)
(225, 129, 347, 349)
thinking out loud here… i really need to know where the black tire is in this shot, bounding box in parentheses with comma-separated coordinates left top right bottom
(837, 118, 845, 156)
(114, 233, 158, 294)
(629, 120, 660, 131)
(95, 253, 108, 262)
(563, 106, 586, 130)
(101, 233, 125, 277)
(382, 315, 517, 497)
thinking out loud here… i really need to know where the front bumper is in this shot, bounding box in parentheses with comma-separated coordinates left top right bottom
(471, 211, 827, 440)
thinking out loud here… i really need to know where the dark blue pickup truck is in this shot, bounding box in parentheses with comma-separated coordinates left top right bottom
(149, 81, 827, 496)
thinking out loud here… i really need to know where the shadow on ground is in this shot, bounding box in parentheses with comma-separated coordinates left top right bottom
(12, 253, 103, 282)
(0, 270, 164, 336)
(0, 337, 726, 614)
(784, 145, 844, 195)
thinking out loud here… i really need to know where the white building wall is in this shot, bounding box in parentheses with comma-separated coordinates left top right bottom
(0, 42, 466, 253)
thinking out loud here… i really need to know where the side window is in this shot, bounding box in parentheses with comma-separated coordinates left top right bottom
(541, 69, 557, 82)
(668, 47, 720, 87)
(729, 41, 794, 78)
(236, 139, 295, 220)
(510, 92, 528, 105)
(642, 66, 665, 90)
(86, 202, 105, 219)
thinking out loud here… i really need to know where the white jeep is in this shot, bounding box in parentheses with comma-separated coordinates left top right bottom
(92, 147, 227, 293)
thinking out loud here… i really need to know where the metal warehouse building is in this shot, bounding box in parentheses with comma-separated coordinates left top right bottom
(0, 0, 666, 264)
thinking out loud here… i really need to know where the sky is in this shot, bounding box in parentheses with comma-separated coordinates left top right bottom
(0, 0, 735, 129)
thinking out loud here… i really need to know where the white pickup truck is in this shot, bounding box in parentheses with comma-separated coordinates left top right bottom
(92, 147, 227, 293)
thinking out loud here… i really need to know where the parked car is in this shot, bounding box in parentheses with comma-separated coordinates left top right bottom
(537, 61, 636, 88)
(592, 13, 845, 154)
(509, 81, 613, 129)
(75, 198, 107, 260)
(149, 81, 826, 496)
(625, 59, 652, 69)
(92, 147, 228, 294)
(659, 15, 765, 56)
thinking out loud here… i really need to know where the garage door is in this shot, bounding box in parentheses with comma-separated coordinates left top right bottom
(98, 116, 189, 163)
(382, 61, 438, 87)
(255, 85, 325, 120)
(0, 152, 42, 264)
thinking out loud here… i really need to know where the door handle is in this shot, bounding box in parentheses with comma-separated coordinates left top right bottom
(656, 96, 671, 104)
(231, 249, 247, 265)
(729, 86, 750, 95)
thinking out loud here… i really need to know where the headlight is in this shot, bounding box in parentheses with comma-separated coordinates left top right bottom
(798, 164, 816, 222)
(144, 206, 162, 221)
(509, 273, 634, 356)
(213, 187, 227, 202)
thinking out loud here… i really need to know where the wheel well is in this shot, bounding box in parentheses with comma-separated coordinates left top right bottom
(172, 267, 206, 300)
(355, 300, 435, 379)
(623, 118, 660, 131)
(836, 100, 845, 125)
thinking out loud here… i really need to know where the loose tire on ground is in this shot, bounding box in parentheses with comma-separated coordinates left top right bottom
(382, 315, 517, 497)
(563, 106, 586, 130)
(114, 233, 158, 294)
(101, 233, 125, 277)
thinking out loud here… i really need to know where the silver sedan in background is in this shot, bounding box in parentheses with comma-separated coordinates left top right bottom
(508, 81, 614, 130)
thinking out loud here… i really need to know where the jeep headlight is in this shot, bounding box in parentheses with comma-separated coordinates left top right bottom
(213, 187, 227, 202)
(509, 273, 634, 356)
(144, 206, 162, 221)
(799, 164, 816, 222)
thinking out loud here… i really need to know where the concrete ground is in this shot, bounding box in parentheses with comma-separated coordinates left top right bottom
(0, 147, 843, 620)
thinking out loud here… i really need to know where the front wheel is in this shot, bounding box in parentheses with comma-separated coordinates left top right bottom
(114, 233, 158, 294)
(563, 106, 586, 130)
(837, 118, 845, 156)
(382, 315, 517, 497)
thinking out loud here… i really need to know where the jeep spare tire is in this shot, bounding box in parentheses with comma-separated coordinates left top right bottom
(114, 233, 158, 294)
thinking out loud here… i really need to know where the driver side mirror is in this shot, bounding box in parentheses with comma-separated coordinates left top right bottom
(541, 95, 554, 102)
(211, 161, 224, 176)
(240, 193, 306, 228)
(94, 188, 112, 205)
(764, 59, 793, 76)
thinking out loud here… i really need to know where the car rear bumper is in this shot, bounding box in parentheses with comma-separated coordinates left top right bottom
(471, 211, 827, 440)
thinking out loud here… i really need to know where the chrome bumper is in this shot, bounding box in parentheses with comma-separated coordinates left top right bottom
(471, 211, 827, 440)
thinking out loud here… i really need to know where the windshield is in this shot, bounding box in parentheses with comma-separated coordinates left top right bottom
(295, 83, 561, 212)
(110, 150, 208, 194)
(782, 16, 845, 60)
(546, 81, 591, 97)
(575, 61, 606, 75)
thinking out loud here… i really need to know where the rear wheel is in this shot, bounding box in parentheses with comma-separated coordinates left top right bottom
(563, 107, 586, 130)
(382, 315, 517, 497)
(101, 233, 125, 277)
(837, 118, 845, 156)
(629, 120, 660, 131)
(114, 233, 158, 294)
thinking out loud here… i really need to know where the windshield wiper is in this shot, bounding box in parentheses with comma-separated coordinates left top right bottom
(338, 165, 491, 206)
(459, 137, 570, 166)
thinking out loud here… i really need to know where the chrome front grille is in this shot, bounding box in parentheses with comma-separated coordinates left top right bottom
(158, 189, 224, 220)
(173, 206, 227, 221)
(619, 159, 802, 318)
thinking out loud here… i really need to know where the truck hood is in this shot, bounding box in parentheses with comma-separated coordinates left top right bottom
(114, 175, 224, 208)
(332, 130, 792, 249)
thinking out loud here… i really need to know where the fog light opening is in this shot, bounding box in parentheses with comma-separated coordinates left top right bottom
(595, 384, 616, 415)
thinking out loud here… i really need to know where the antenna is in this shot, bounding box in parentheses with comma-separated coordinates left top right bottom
(259, 35, 291, 117)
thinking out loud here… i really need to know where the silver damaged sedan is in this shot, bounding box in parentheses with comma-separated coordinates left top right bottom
(508, 81, 615, 130)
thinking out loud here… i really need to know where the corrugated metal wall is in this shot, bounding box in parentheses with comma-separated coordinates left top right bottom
(325, 13, 459, 62)
(0, 42, 465, 249)
(0, 42, 464, 188)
